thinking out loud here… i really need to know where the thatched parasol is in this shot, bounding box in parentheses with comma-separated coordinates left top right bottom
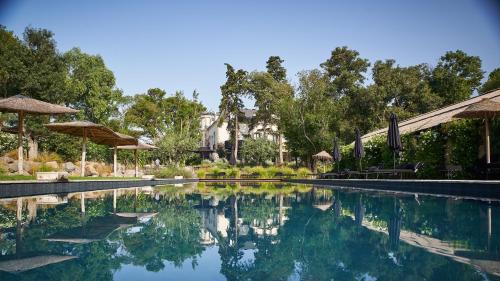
(114, 142, 157, 177)
(0, 95, 78, 174)
(45, 121, 138, 176)
(313, 151, 333, 173)
(454, 99, 500, 164)
(313, 150, 333, 161)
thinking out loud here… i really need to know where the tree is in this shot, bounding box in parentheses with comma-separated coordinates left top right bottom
(249, 70, 293, 164)
(430, 50, 483, 105)
(320, 46, 370, 99)
(266, 56, 287, 82)
(479, 68, 500, 94)
(279, 70, 336, 166)
(240, 138, 278, 165)
(0, 25, 27, 98)
(63, 48, 125, 125)
(219, 63, 250, 165)
(371, 59, 442, 121)
(125, 89, 205, 165)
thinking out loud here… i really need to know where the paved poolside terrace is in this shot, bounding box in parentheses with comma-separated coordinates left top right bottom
(1, 178, 500, 199)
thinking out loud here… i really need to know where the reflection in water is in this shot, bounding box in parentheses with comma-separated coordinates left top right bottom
(0, 183, 499, 280)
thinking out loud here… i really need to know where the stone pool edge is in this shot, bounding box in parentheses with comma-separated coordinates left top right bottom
(284, 178, 500, 199)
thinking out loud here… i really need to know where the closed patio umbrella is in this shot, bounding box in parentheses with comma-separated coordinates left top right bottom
(45, 121, 137, 176)
(387, 113, 402, 171)
(453, 99, 500, 164)
(354, 128, 364, 171)
(0, 95, 78, 174)
(332, 138, 341, 173)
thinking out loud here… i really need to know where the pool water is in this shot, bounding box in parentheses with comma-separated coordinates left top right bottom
(0, 183, 499, 281)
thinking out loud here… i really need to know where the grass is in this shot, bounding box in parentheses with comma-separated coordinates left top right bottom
(0, 175, 36, 181)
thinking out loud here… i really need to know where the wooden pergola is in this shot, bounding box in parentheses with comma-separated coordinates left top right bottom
(45, 121, 137, 176)
(0, 95, 78, 174)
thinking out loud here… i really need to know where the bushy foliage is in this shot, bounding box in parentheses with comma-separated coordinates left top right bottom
(240, 138, 278, 165)
(154, 166, 194, 179)
(34, 151, 63, 163)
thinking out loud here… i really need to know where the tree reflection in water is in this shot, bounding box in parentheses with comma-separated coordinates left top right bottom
(0, 183, 498, 281)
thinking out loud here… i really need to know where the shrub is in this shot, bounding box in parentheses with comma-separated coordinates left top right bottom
(196, 169, 207, 178)
(35, 152, 63, 163)
(297, 167, 312, 178)
(225, 167, 241, 177)
(33, 163, 56, 173)
(4, 149, 18, 160)
(0, 163, 6, 175)
(154, 166, 193, 178)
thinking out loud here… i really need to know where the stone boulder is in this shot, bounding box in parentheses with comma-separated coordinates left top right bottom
(7, 160, 34, 174)
(45, 161, 59, 171)
(123, 169, 137, 177)
(63, 162, 76, 172)
(85, 164, 99, 176)
(0, 156, 14, 165)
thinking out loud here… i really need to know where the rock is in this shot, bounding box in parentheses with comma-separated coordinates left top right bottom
(7, 160, 34, 174)
(45, 161, 59, 171)
(0, 156, 14, 164)
(123, 169, 136, 177)
(58, 171, 69, 181)
(63, 162, 76, 172)
(85, 164, 98, 176)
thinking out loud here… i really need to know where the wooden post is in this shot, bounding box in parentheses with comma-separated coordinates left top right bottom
(485, 118, 491, 164)
(113, 146, 118, 177)
(81, 128, 87, 177)
(134, 149, 138, 177)
(17, 112, 24, 174)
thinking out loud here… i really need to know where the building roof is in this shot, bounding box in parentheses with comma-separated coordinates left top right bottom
(361, 89, 500, 141)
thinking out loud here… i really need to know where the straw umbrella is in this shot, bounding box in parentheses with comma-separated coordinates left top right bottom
(312, 150, 333, 173)
(114, 142, 157, 177)
(453, 99, 500, 164)
(387, 113, 402, 171)
(0, 95, 78, 174)
(354, 128, 364, 171)
(332, 138, 341, 173)
(45, 121, 137, 176)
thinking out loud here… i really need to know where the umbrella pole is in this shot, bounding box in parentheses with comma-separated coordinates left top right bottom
(393, 151, 396, 173)
(17, 112, 24, 175)
(81, 128, 87, 177)
(134, 149, 138, 177)
(485, 117, 491, 164)
(113, 146, 118, 177)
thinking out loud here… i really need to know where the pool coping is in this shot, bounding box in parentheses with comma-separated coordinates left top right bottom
(0, 178, 197, 198)
(284, 178, 500, 199)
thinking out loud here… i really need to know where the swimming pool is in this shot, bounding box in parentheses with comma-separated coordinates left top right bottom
(0, 182, 498, 280)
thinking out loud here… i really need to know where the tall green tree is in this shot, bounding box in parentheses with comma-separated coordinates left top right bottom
(371, 59, 441, 121)
(219, 63, 250, 165)
(430, 50, 483, 105)
(63, 47, 125, 125)
(266, 56, 287, 82)
(479, 68, 500, 94)
(0, 25, 27, 98)
(320, 46, 370, 99)
(125, 89, 205, 165)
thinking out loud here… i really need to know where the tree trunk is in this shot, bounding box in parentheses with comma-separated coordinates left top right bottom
(278, 133, 284, 166)
(28, 135, 38, 160)
(230, 115, 239, 165)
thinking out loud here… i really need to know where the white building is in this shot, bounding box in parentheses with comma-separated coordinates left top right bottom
(199, 109, 286, 160)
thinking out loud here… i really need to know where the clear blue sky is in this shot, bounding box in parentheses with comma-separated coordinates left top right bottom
(1, 0, 499, 111)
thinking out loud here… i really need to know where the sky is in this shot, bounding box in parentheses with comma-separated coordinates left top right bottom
(1, 0, 499, 111)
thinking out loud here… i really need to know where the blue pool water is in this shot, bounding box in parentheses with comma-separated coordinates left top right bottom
(0, 182, 498, 280)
